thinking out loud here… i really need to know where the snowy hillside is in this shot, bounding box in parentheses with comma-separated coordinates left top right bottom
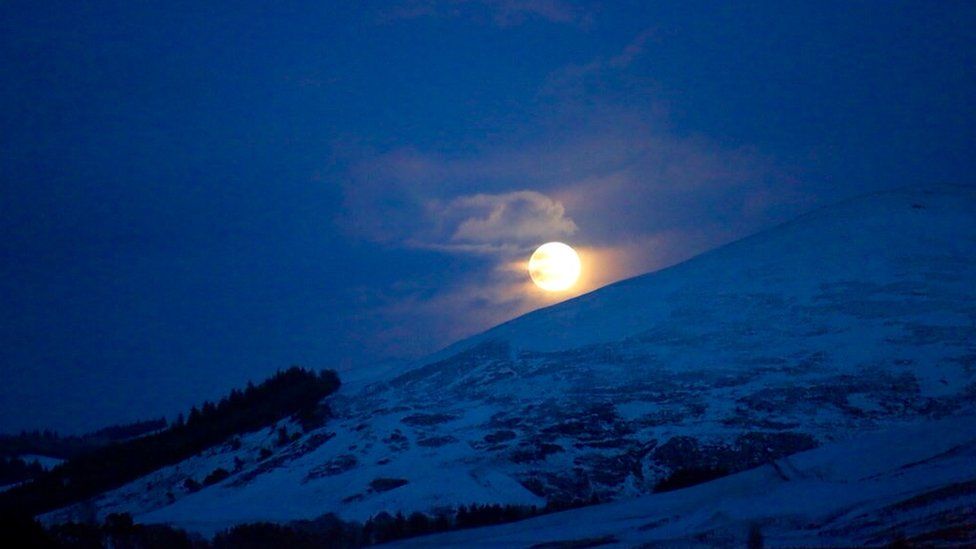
(43, 185, 976, 537)
(389, 415, 976, 547)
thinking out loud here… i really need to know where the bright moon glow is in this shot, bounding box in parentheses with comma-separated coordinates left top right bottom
(529, 242, 581, 292)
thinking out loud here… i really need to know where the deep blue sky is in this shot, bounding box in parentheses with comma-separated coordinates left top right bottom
(2, 1, 974, 433)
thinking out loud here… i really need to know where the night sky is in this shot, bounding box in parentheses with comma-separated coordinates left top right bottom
(2, 1, 975, 433)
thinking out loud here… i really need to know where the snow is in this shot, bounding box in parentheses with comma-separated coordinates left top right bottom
(389, 415, 976, 547)
(16, 454, 64, 470)
(40, 185, 976, 541)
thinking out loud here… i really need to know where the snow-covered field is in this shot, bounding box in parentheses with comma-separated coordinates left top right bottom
(42, 185, 976, 543)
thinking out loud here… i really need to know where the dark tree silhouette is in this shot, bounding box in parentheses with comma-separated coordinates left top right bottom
(0, 367, 340, 517)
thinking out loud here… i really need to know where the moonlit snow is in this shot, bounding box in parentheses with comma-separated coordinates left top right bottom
(42, 186, 976, 545)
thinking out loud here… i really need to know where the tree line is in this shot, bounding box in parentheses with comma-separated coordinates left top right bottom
(0, 418, 167, 461)
(2, 502, 555, 548)
(0, 367, 340, 518)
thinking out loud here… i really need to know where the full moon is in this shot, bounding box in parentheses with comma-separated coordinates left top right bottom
(528, 242, 581, 292)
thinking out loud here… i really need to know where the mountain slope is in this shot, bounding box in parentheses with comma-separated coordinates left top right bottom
(388, 415, 976, 547)
(43, 185, 976, 535)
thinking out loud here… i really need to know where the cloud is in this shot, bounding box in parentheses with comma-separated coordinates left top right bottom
(607, 27, 655, 69)
(491, 0, 587, 27)
(541, 27, 656, 95)
(380, 0, 589, 27)
(334, 107, 813, 358)
(332, 28, 817, 360)
(421, 191, 577, 252)
(355, 272, 538, 358)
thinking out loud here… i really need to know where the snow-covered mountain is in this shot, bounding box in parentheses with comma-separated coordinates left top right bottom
(43, 185, 976, 539)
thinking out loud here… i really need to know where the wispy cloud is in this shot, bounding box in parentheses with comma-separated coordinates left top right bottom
(419, 190, 578, 253)
(380, 0, 590, 27)
(333, 28, 816, 359)
(335, 108, 811, 357)
(541, 26, 657, 95)
(491, 0, 588, 27)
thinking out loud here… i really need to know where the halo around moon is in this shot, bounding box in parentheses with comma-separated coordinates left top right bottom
(528, 242, 581, 291)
